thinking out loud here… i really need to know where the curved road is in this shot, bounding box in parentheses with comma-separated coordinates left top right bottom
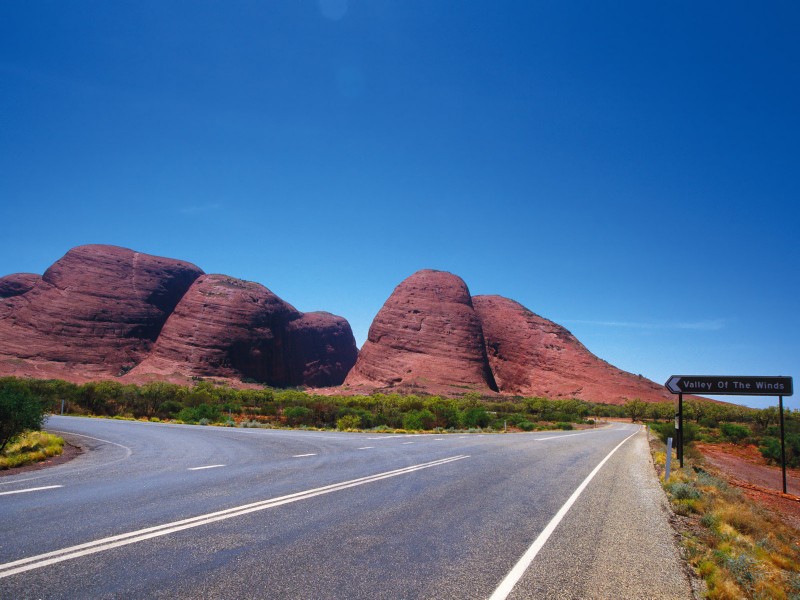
(0, 417, 692, 599)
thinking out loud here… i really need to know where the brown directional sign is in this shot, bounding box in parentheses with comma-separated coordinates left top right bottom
(665, 375, 793, 396)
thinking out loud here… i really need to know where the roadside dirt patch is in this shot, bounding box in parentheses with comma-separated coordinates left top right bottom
(695, 442, 800, 530)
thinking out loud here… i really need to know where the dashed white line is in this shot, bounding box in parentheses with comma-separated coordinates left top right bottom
(357, 447, 374, 450)
(187, 465, 225, 471)
(0, 485, 63, 497)
(292, 453, 317, 458)
(536, 432, 589, 441)
(401, 442, 414, 445)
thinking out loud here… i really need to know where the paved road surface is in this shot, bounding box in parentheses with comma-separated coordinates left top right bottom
(0, 417, 692, 599)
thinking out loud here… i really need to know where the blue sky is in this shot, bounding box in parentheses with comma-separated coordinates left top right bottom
(1, 2, 798, 408)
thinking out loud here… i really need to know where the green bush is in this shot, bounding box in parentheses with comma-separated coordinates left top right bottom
(719, 423, 751, 443)
(402, 409, 436, 431)
(336, 414, 361, 430)
(518, 421, 535, 431)
(760, 434, 800, 468)
(462, 406, 490, 428)
(0, 381, 45, 453)
(556, 422, 573, 430)
(651, 421, 699, 446)
(283, 406, 312, 426)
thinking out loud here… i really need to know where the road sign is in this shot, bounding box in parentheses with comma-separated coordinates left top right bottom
(665, 375, 793, 396)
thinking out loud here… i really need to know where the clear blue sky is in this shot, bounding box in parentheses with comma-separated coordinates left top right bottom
(1, 2, 798, 408)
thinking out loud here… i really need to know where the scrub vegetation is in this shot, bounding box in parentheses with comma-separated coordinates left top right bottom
(648, 405, 800, 599)
(0, 430, 64, 470)
(0, 376, 629, 433)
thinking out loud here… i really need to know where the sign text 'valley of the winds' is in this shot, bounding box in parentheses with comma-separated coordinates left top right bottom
(665, 375, 793, 396)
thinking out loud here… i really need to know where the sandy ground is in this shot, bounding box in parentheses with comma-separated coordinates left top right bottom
(694, 442, 800, 530)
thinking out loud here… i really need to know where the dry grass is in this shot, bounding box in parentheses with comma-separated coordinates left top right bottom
(0, 431, 64, 470)
(653, 440, 800, 599)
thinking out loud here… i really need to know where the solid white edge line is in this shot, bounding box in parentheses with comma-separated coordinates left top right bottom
(187, 465, 225, 471)
(0, 454, 469, 578)
(292, 453, 317, 458)
(488, 430, 638, 600)
(0, 485, 63, 497)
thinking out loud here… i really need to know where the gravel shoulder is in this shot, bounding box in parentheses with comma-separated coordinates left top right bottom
(509, 427, 696, 600)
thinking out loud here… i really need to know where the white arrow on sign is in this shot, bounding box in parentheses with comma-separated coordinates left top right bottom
(666, 376, 682, 393)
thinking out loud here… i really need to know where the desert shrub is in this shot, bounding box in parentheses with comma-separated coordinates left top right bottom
(0, 381, 45, 453)
(759, 434, 800, 468)
(157, 400, 183, 419)
(518, 420, 536, 431)
(556, 422, 573, 430)
(402, 409, 436, 431)
(462, 406, 490, 428)
(719, 422, 750, 443)
(336, 407, 373, 429)
(650, 421, 699, 446)
(177, 407, 200, 423)
(668, 481, 701, 500)
(283, 406, 312, 426)
(336, 414, 361, 430)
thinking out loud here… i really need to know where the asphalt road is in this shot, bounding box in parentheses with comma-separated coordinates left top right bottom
(0, 417, 692, 599)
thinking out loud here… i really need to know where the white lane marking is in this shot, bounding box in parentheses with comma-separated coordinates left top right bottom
(0, 454, 469, 578)
(0, 429, 136, 488)
(357, 447, 374, 450)
(187, 465, 225, 471)
(46, 430, 132, 454)
(0, 485, 63, 497)
(401, 442, 414, 445)
(489, 431, 637, 600)
(535, 432, 588, 441)
(292, 453, 317, 458)
(434, 438, 445, 441)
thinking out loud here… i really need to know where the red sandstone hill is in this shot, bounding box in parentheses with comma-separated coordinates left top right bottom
(344, 270, 497, 394)
(345, 270, 678, 404)
(1, 249, 681, 404)
(0, 245, 357, 387)
(130, 274, 357, 387)
(473, 295, 675, 404)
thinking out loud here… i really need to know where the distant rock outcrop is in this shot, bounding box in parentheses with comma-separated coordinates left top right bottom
(345, 270, 675, 404)
(0, 245, 203, 379)
(473, 295, 675, 404)
(344, 270, 497, 394)
(0, 273, 41, 298)
(130, 275, 357, 387)
(0, 245, 357, 387)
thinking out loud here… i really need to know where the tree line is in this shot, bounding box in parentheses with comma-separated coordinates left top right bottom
(2, 376, 795, 435)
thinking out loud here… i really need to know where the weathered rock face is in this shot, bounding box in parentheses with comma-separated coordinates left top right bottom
(0, 245, 204, 378)
(284, 312, 359, 387)
(0, 273, 41, 298)
(0, 273, 43, 319)
(130, 275, 357, 387)
(345, 270, 497, 393)
(473, 295, 675, 403)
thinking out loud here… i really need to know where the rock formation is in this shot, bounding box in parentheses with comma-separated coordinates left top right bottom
(473, 295, 675, 404)
(0, 273, 41, 298)
(0, 245, 204, 379)
(345, 270, 676, 404)
(344, 270, 497, 394)
(0, 245, 357, 387)
(130, 275, 357, 387)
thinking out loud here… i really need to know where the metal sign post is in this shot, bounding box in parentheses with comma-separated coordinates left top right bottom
(665, 375, 793, 493)
(779, 395, 787, 494)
